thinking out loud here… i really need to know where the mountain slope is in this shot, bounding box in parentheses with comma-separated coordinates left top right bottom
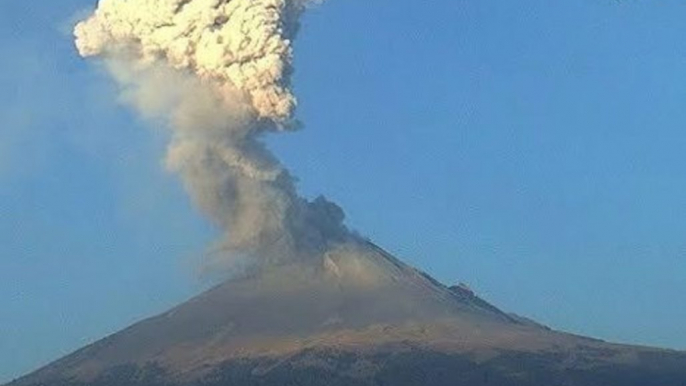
(7, 243, 686, 386)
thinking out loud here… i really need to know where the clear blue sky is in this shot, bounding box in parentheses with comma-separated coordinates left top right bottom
(2, 0, 686, 383)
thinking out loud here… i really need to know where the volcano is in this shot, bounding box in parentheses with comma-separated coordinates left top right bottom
(6, 242, 686, 386)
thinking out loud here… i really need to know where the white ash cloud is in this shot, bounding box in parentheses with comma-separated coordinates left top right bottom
(74, 0, 358, 273)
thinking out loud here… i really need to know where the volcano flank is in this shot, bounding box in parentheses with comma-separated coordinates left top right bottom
(7, 243, 686, 386)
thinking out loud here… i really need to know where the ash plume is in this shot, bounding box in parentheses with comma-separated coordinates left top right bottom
(74, 0, 356, 273)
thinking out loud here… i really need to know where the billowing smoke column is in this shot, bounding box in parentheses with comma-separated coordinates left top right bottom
(74, 0, 357, 273)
